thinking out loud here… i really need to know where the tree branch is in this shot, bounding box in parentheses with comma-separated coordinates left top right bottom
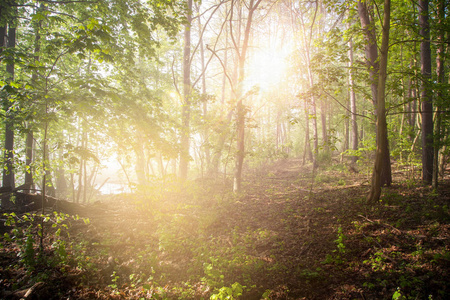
(321, 89, 374, 121)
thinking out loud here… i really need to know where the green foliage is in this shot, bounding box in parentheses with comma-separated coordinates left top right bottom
(392, 288, 406, 300)
(108, 271, 120, 290)
(322, 226, 346, 265)
(202, 258, 225, 289)
(364, 250, 388, 272)
(210, 282, 245, 300)
(2, 212, 89, 275)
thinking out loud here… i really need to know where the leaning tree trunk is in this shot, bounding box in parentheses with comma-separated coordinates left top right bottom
(367, 0, 390, 204)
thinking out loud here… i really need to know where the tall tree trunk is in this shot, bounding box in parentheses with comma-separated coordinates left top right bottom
(358, 0, 392, 187)
(233, 0, 262, 193)
(319, 2, 327, 155)
(321, 101, 327, 153)
(45, 143, 55, 197)
(2, 22, 16, 201)
(433, 0, 445, 188)
(24, 132, 34, 191)
(407, 57, 416, 135)
(0, 27, 6, 50)
(303, 100, 313, 165)
(135, 141, 146, 186)
(197, 4, 210, 175)
(83, 149, 87, 203)
(419, 0, 433, 184)
(409, 40, 419, 135)
(342, 110, 349, 154)
(348, 25, 358, 164)
(56, 148, 67, 198)
(297, 2, 319, 168)
(358, 1, 378, 108)
(76, 122, 86, 203)
(367, 0, 390, 203)
(25, 4, 43, 192)
(179, 0, 193, 180)
(208, 11, 230, 177)
(305, 46, 318, 167)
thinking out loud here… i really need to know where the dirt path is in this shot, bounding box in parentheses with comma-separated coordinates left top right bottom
(77, 159, 369, 298)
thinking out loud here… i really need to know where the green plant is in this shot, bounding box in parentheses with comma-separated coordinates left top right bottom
(392, 287, 406, 300)
(2, 212, 89, 275)
(299, 268, 322, 281)
(4, 213, 37, 270)
(210, 282, 245, 300)
(315, 174, 334, 184)
(261, 289, 272, 299)
(335, 227, 346, 255)
(202, 258, 225, 289)
(322, 227, 346, 265)
(109, 271, 120, 290)
(364, 250, 387, 271)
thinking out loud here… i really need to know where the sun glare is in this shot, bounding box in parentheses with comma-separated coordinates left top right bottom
(245, 47, 287, 92)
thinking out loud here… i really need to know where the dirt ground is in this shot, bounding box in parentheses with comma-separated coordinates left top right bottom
(1, 158, 449, 299)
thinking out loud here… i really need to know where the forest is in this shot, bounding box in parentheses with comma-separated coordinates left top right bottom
(0, 0, 449, 299)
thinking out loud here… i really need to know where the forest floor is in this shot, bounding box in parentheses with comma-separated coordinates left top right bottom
(1, 158, 450, 299)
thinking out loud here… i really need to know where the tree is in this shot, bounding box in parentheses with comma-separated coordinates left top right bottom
(231, 0, 263, 193)
(433, 0, 447, 188)
(297, 2, 320, 168)
(179, 0, 193, 180)
(366, 0, 391, 203)
(358, 0, 392, 188)
(419, 0, 433, 184)
(0, 0, 185, 203)
(1, 2, 16, 202)
(347, 18, 358, 164)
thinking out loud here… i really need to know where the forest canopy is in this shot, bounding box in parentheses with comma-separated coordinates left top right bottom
(1, 0, 449, 200)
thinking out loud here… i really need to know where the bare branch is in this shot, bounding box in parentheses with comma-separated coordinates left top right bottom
(206, 44, 236, 98)
(171, 55, 181, 100)
(321, 89, 374, 121)
(190, 0, 226, 66)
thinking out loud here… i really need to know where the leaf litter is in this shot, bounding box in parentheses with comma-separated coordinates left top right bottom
(1, 158, 449, 299)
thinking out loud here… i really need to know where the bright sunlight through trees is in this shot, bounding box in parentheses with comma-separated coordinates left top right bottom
(244, 47, 288, 92)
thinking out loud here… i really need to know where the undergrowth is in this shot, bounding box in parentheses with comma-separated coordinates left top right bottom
(1, 162, 449, 299)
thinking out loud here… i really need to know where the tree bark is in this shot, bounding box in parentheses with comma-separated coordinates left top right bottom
(2, 22, 16, 203)
(358, 0, 391, 187)
(419, 0, 433, 184)
(348, 27, 358, 164)
(179, 0, 193, 180)
(433, 0, 445, 188)
(303, 99, 313, 165)
(304, 38, 318, 168)
(367, 0, 390, 203)
(232, 0, 262, 193)
(56, 148, 67, 198)
(25, 4, 43, 192)
(320, 101, 327, 153)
